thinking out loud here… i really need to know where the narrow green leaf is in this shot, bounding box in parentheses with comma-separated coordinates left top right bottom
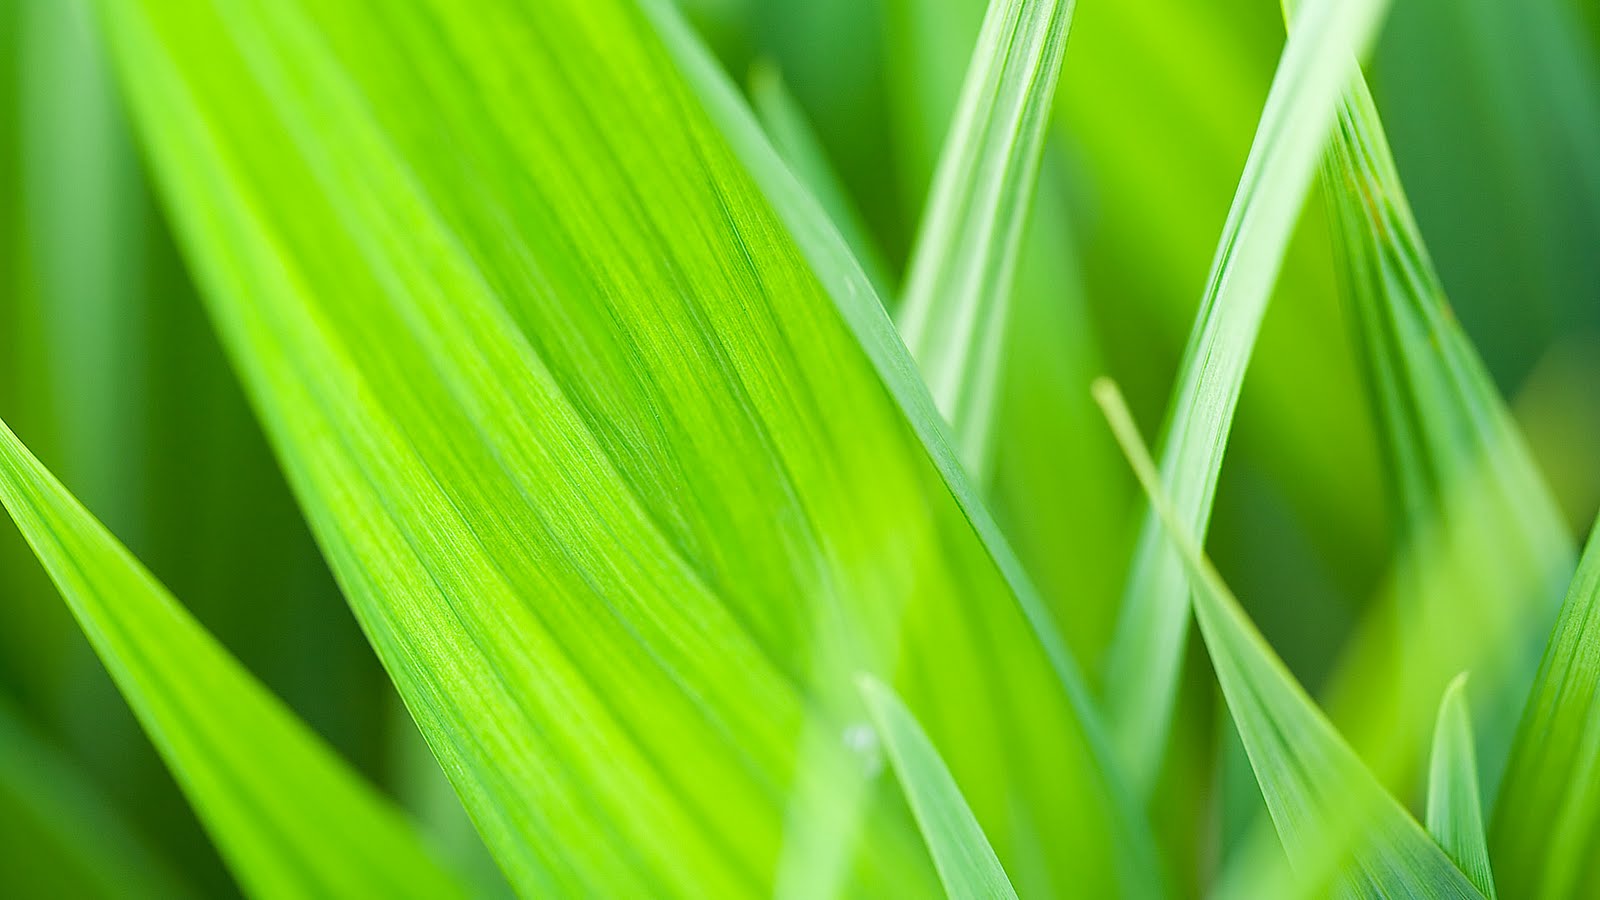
(1492, 514, 1600, 898)
(100, 0, 1159, 894)
(1094, 378, 1483, 897)
(748, 62, 894, 298)
(1101, 0, 1392, 794)
(882, 0, 1133, 666)
(0, 700, 193, 899)
(1284, 0, 1575, 792)
(894, 0, 1074, 479)
(1427, 674, 1496, 898)
(858, 675, 1019, 900)
(0, 419, 465, 898)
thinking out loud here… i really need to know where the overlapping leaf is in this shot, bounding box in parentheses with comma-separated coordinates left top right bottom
(0, 419, 465, 898)
(1493, 514, 1600, 898)
(96, 0, 1157, 894)
(858, 676, 1019, 900)
(1100, 0, 1392, 793)
(1095, 379, 1483, 898)
(894, 0, 1074, 479)
(1426, 675, 1495, 898)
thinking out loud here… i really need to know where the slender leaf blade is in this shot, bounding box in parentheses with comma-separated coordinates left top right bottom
(1492, 514, 1600, 898)
(1101, 0, 1392, 794)
(1095, 379, 1483, 898)
(0, 419, 465, 899)
(1427, 674, 1496, 898)
(895, 0, 1073, 479)
(858, 675, 1019, 900)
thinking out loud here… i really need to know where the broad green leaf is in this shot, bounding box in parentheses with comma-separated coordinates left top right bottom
(1095, 378, 1483, 898)
(895, 0, 1073, 479)
(98, 0, 1159, 895)
(1492, 514, 1600, 898)
(0, 419, 465, 898)
(857, 675, 1019, 900)
(0, 700, 193, 899)
(1101, 0, 1392, 794)
(748, 62, 894, 298)
(1427, 674, 1495, 898)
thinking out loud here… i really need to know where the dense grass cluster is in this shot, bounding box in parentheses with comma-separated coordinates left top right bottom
(1, 0, 1597, 896)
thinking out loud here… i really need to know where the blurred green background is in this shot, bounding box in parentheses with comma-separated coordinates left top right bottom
(1, 0, 1595, 894)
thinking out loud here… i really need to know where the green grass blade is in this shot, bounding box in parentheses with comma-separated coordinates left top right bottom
(0, 419, 465, 899)
(1094, 378, 1483, 898)
(1427, 674, 1496, 898)
(894, 0, 1074, 479)
(1293, 0, 1576, 790)
(1101, 0, 1392, 795)
(748, 62, 895, 298)
(857, 675, 1019, 900)
(100, 0, 1158, 894)
(882, 0, 1133, 667)
(1492, 514, 1600, 898)
(0, 701, 193, 899)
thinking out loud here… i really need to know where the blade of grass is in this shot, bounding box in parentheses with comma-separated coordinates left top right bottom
(1281, 0, 1575, 798)
(100, 0, 1159, 894)
(1427, 674, 1496, 898)
(0, 700, 193, 899)
(1095, 378, 1483, 898)
(1491, 513, 1600, 898)
(894, 0, 1073, 479)
(857, 675, 1019, 900)
(748, 62, 894, 298)
(1101, 0, 1392, 795)
(0, 418, 466, 898)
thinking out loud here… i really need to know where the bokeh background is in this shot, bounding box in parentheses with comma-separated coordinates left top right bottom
(1, 0, 1595, 894)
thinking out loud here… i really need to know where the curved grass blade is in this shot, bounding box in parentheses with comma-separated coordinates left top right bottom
(1492, 514, 1600, 898)
(1281, 0, 1575, 794)
(882, 0, 1133, 666)
(1094, 379, 1483, 898)
(748, 62, 894, 298)
(857, 675, 1019, 900)
(99, 0, 1159, 894)
(894, 0, 1074, 479)
(0, 420, 465, 899)
(0, 701, 193, 899)
(1427, 674, 1495, 898)
(1100, 0, 1392, 795)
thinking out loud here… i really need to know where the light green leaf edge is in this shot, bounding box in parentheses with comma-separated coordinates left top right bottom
(1100, 0, 1392, 794)
(1492, 513, 1600, 898)
(1427, 674, 1496, 898)
(857, 674, 1020, 900)
(1093, 378, 1483, 898)
(0, 419, 466, 899)
(894, 0, 1073, 480)
(747, 62, 895, 298)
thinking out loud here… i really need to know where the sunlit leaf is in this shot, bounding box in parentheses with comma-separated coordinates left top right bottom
(1492, 514, 1600, 898)
(1426, 674, 1495, 898)
(1100, 0, 1393, 794)
(858, 675, 1019, 900)
(96, 0, 1159, 894)
(0, 419, 466, 898)
(1095, 378, 1483, 898)
(895, 0, 1074, 479)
